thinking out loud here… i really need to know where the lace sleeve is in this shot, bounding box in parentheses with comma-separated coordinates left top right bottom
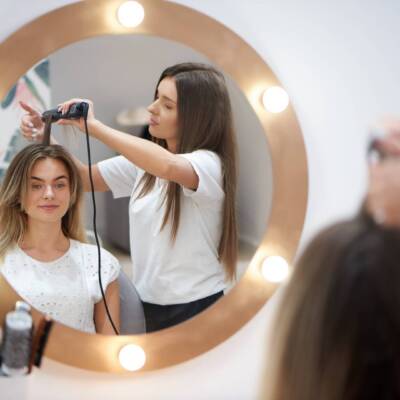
(84, 245, 121, 304)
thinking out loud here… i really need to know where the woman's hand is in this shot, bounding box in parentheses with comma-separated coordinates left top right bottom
(371, 117, 400, 157)
(19, 101, 45, 142)
(366, 118, 400, 227)
(367, 159, 400, 227)
(56, 98, 96, 133)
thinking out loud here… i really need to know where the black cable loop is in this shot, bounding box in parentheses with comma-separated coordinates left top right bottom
(83, 106, 119, 335)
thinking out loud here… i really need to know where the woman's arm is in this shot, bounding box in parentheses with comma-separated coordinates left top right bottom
(89, 119, 199, 190)
(94, 279, 120, 335)
(68, 156, 110, 193)
(58, 98, 199, 190)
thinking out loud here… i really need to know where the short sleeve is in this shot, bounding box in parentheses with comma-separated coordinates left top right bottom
(97, 155, 138, 198)
(85, 247, 121, 304)
(179, 150, 224, 204)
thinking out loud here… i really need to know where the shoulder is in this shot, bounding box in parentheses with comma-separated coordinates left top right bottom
(97, 155, 140, 198)
(179, 150, 222, 177)
(73, 241, 121, 299)
(72, 241, 120, 268)
(98, 155, 134, 171)
(2, 245, 19, 258)
(180, 149, 221, 163)
(98, 155, 142, 180)
(1, 246, 19, 269)
(2, 245, 25, 264)
(179, 150, 224, 202)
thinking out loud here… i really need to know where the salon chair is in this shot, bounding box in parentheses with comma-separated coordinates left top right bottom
(118, 270, 146, 334)
(86, 230, 146, 334)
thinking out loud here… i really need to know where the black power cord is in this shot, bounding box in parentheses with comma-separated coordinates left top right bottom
(82, 108, 119, 335)
(41, 103, 119, 335)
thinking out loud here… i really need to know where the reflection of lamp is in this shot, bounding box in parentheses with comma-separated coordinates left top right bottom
(115, 106, 150, 136)
(118, 344, 146, 371)
(262, 86, 289, 113)
(117, 1, 145, 28)
(261, 256, 290, 282)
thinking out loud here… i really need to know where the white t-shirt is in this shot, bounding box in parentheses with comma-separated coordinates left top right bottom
(1, 240, 120, 333)
(98, 150, 226, 305)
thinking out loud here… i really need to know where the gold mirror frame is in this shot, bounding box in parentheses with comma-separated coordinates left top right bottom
(0, 0, 308, 372)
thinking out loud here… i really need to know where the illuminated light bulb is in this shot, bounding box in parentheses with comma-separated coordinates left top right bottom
(261, 256, 290, 283)
(118, 344, 146, 371)
(262, 86, 289, 113)
(117, 1, 145, 28)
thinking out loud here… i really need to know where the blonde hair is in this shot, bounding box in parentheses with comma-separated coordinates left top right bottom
(0, 144, 86, 258)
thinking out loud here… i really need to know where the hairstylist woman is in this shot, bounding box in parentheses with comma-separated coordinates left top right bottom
(20, 63, 238, 332)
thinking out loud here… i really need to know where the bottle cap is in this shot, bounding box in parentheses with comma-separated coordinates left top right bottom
(15, 301, 31, 313)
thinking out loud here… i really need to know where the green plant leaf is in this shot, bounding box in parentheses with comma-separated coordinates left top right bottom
(34, 60, 49, 86)
(1, 84, 17, 109)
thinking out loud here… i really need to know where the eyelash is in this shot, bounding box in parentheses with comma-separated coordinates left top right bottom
(31, 183, 67, 190)
(155, 96, 173, 110)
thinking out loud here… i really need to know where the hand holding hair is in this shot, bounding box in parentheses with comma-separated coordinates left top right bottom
(19, 101, 44, 142)
(56, 98, 96, 133)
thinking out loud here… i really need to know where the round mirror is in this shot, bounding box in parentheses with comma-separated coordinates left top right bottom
(0, 0, 307, 372)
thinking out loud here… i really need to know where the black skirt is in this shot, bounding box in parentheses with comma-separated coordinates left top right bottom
(142, 291, 223, 333)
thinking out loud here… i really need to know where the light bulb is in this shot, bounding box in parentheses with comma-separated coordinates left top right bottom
(262, 86, 289, 113)
(118, 344, 146, 371)
(117, 1, 145, 28)
(261, 256, 290, 283)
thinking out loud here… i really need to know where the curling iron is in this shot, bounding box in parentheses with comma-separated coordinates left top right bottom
(41, 102, 89, 146)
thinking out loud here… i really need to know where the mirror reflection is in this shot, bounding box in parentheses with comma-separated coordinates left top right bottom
(0, 35, 272, 334)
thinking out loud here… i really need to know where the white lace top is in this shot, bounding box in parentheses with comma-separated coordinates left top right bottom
(0, 240, 120, 333)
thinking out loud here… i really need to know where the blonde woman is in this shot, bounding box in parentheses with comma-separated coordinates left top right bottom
(0, 144, 120, 334)
(20, 62, 238, 332)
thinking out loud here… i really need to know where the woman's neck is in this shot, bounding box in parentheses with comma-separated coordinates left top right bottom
(20, 220, 69, 256)
(166, 138, 178, 154)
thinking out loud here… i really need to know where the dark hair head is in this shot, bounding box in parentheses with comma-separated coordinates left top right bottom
(269, 211, 400, 400)
(156, 62, 233, 154)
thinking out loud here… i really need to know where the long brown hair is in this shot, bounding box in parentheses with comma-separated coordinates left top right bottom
(137, 63, 238, 280)
(266, 211, 400, 400)
(0, 144, 86, 258)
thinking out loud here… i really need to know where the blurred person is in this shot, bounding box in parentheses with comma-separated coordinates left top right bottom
(264, 210, 400, 400)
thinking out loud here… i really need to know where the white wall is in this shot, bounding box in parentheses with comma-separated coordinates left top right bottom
(1, 1, 400, 399)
